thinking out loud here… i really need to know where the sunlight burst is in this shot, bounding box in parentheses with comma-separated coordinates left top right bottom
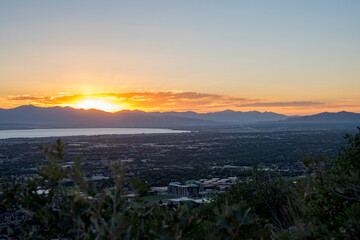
(74, 99, 125, 112)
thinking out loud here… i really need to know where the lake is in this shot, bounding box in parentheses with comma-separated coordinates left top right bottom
(0, 128, 190, 139)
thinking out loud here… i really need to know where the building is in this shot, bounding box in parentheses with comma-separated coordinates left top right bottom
(168, 182, 199, 197)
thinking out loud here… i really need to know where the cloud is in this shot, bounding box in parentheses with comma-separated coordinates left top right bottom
(3, 91, 338, 114)
(236, 101, 323, 107)
(4, 92, 251, 111)
(7, 96, 44, 101)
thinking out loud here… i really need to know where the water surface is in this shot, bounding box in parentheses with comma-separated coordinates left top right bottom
(0, 128, 189, 139)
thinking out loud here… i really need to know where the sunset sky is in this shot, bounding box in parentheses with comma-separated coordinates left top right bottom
(1, 1, 359, 115)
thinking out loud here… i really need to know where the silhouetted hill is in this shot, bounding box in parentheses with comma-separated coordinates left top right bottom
(280, 111, 360, 123)
(0, 105, 220, 129)
(0, 105, 289, 130)
(248, 111, 360, 131)
(163, 109, 288, 124)
(2, 106, 358, 130)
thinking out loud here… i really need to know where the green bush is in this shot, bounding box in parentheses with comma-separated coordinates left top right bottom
(297, 127, 360, 239)
(198, 173, 303, 232)
(0, 139, 266, 239)
(1, 128, 360, 239)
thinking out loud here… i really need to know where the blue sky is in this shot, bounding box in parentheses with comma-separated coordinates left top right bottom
(0, 1, 359, 114)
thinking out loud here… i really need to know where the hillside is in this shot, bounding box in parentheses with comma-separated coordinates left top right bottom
(280, 111, 360, 123)
(0, 105, 220, 129)
(0, 105, 289, 130)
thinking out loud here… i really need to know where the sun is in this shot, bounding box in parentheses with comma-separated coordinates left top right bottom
(74, 99, 126, 112)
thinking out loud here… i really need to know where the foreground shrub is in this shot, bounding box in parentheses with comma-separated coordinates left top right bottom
(0, 139, 266, 239)
(1, 127, 360, 239)
(295, 127, 360, 239)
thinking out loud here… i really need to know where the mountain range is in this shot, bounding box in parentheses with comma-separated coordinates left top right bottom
(280, 111, 360, 123)
(0, 105, 359, 130)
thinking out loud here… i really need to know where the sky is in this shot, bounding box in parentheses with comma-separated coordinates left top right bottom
(0, 0, 359, 115)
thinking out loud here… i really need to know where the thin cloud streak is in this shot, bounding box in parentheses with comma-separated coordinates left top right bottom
(6, 92, 253, 112)
(2, 91, 360, 115)
(237, 101, 323, 107)
(7, 96, 44, 101)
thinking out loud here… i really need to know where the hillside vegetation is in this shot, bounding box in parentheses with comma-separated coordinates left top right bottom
(1, 128, 360, 239)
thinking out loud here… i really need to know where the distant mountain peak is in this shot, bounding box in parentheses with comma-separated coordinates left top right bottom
(281, 111, 360, 123)
(14, 105, 39, 110)
(222, 109, 236, 113)
(0, 105, 293, 129)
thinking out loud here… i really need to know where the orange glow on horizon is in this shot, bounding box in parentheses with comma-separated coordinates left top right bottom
(72, 99, 127, 112)
(1, 91, 360, 116)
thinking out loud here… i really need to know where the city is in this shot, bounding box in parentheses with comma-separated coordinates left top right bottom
(0, 129, 347, 204)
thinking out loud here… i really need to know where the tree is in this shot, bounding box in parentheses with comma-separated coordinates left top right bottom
(298, 127, 360, 239)
(0, 140, 266, 239)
